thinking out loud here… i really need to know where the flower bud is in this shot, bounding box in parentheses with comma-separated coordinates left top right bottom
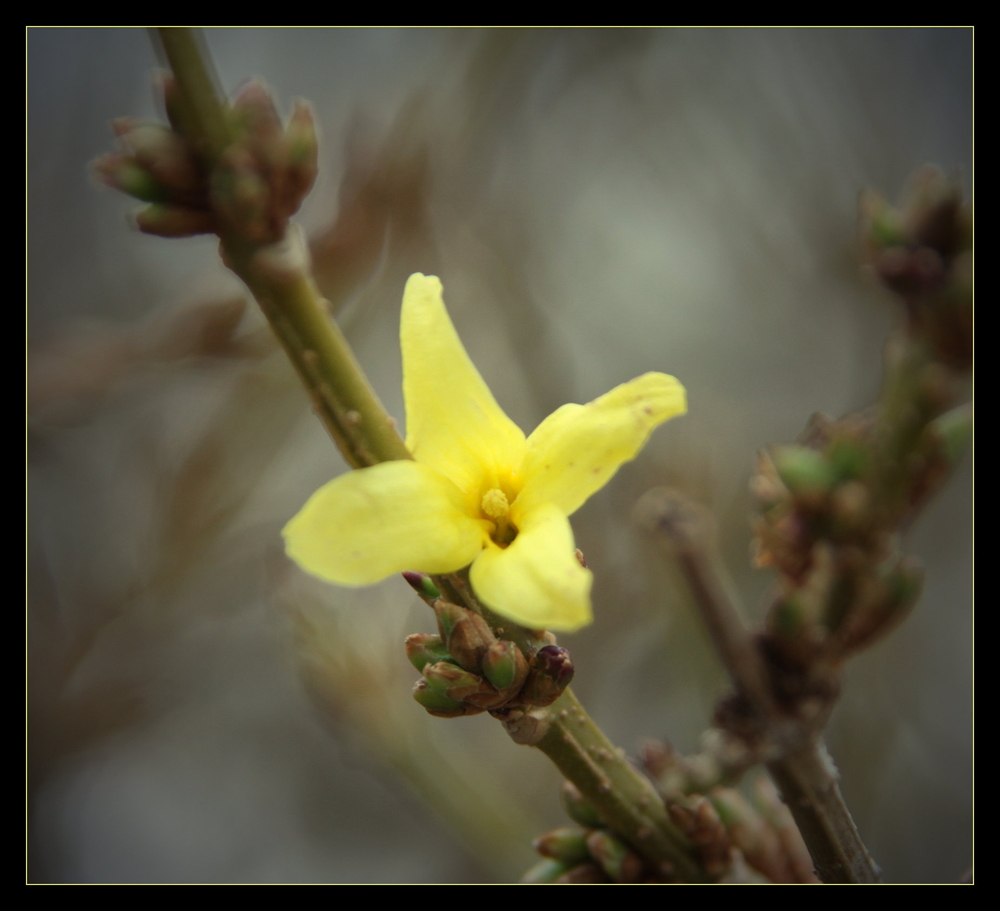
(113, 119, 203, 196)
(859, 188, 905, 255)
(481, 639, 528, 692)
(554, 863, 609, 884)
(668, 798, 732, 879)
(520, 645, 574, 707)
(520, 858, 572, 884)
(585, 829, 644, 883)
(402, 571, 440, 602)
(928, 403, 973, 466)
(93, 153, 169, 204)
(280, 99, 319, 215)
(771, 446, 837, 501)
(902, 165, 965, 258)
(841, 557, 923, 654)
(133, 203, 215, 238)
(561, 780, 603, 829)
(826, 437, 870, 483)
(404, 633, 453, 673)
(533, 827, 591, 865)
(422, 661, 484, 702)
(411, 679, 469, 717)
(231, 80, 283, 147)
(414, 684, 486, 718)
(210, 145, 272, 242)
(433, 600, 496, 671)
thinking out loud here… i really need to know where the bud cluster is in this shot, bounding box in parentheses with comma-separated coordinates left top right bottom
(521, 782, 663, 883)
(750, 412, 928, 692)
(94, 77, 318, 243)
(860, 166, 971, 370)
(405, 595, 574, 720)
(640, 744, 819, 883)
(743, 170, 971, 720)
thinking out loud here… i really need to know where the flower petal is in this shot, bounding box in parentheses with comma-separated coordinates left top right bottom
(283, 460, 488, 585)
(470, 503, 593, 632)
(401, 274, 526, 502)
(513, 372, 687, 520)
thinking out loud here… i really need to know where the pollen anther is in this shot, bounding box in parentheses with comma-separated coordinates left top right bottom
(481, 487, 511, 521)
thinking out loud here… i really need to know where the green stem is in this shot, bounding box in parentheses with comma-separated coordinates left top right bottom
(229, 248, 410, 468)
(154, 28, 231, 158)
(536, 689, 710, 882)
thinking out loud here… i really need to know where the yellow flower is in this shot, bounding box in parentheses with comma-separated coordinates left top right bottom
(283, 274, 686, 632)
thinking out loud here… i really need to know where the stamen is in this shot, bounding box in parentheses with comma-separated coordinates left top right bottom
(481, 487, 510, 520)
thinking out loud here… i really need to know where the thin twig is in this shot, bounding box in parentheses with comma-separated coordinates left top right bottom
(766, 743, 882, 883)
(635, 489, 776, 716)
(637, 487, 883, 883)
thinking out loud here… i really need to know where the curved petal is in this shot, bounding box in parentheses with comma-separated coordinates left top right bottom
(283, 461, 488, 585)
(470, 503, 592, 632)
(401, 274, 526, 501)
(514, 372, 687, 519)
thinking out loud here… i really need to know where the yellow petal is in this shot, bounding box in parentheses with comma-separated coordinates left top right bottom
(401, 274, 526, 502)
(513, 372, 687, 520)
(469, 503, 593, 632)
(283, 461, 488, 585)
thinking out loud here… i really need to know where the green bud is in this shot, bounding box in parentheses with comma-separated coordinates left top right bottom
(422, 661, 484, 702)
(133, 204, 215, 238)
(585, 830, 643, 883)
(482, 640, 528, 692)
(859, 188, 905, 251)
(772, 446, 837, 499)
(929, 403, 972, 466)
(402, 571, 440, 602)
(533, 827, 591, 865)
(521, 858, 572, 884)
(432, 599, 464, 639)
(281, 99, 319, 214)
(404, 633, 453, 673)
(884, 558, 924, 610)
(826, 437, 870, 482)
(561, 780, 604, 829)
(93, 154, 170, 204)
(412, 679, 465, 717)
(113, 119, 203, 196)
(841, 557, 924, 655)
(230, 80, 283, 145)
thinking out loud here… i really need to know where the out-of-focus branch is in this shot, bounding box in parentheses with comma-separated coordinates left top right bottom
(637, 488, 881, 883)
(636, 168, 971, 884)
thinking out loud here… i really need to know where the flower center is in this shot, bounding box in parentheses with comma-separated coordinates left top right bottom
(481, 487, 517, 547)
(481, 487, 510, 521)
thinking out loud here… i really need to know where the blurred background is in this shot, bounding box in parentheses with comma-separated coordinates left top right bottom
(27, 27, 972, 884)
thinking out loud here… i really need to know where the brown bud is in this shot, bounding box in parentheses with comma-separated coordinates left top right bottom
(585, 829, 645, 883)
(433, 600, 496, 671)
(520, 645, 574, 707)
